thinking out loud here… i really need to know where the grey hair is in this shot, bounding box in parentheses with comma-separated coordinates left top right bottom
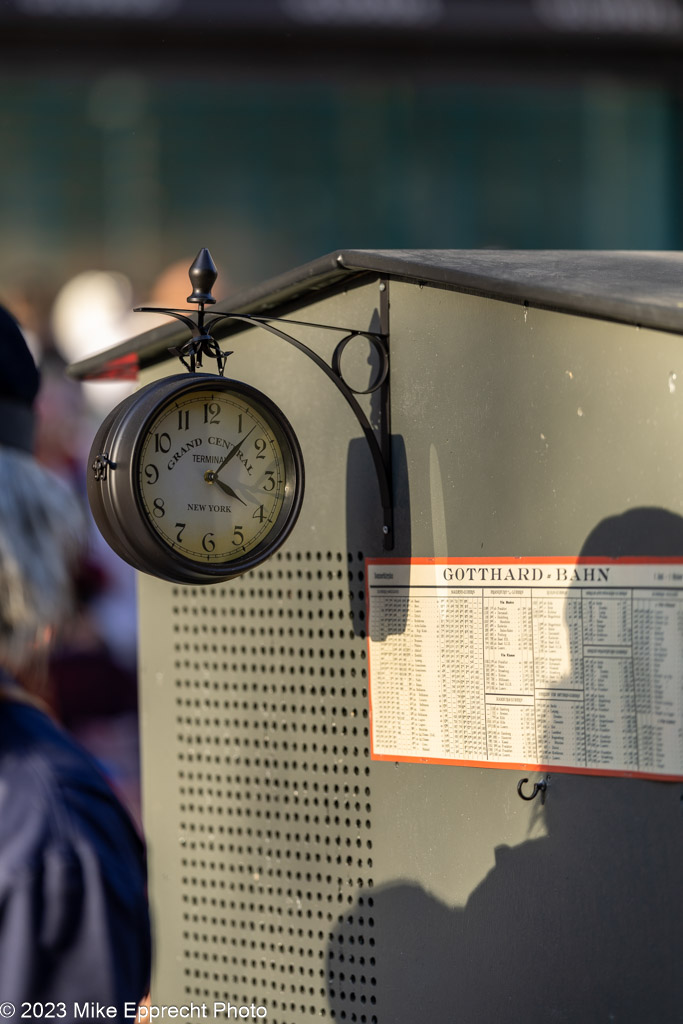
(0, 449, 84, 674)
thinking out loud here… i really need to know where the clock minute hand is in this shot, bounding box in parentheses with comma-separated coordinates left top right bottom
(215, 424, 258, 475)
(213, 477, 247, 506)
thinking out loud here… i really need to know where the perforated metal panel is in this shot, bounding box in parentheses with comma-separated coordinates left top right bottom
(161, 550, 373, 1021)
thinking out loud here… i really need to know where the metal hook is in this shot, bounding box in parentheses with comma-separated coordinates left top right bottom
(517, 776, 548, 804)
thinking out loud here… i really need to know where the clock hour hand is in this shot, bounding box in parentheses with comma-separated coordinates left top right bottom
(212, 476, 247, 506)
(215, 423, 257, 474)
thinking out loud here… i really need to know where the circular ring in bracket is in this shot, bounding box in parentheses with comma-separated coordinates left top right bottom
(331, 332, 389, 395)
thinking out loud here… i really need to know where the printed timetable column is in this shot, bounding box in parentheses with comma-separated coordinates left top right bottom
(438, 589, 486, 760)
(369, 588, 439, 757)
(582, 589, 637, 772)
(532, 588, 586, 767)
(483, 588, 537, 763)
(633, 589, 683, 774)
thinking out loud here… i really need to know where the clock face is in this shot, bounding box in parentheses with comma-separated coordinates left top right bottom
(137, 385, 289, 565)
(87, 373, 304, 584)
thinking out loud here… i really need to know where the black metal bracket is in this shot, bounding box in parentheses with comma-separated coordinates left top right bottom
(135, 248, 394, 549)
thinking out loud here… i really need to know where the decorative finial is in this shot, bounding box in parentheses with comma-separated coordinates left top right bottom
(187, 248, 217, 305)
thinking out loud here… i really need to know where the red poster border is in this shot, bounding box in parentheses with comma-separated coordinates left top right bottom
(365, 556, 683, 782)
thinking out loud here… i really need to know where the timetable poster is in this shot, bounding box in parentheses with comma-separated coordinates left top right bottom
(366, 558, 683, 780)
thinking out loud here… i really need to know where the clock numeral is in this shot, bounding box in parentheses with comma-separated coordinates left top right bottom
(252, 504, 265, 523)
(237, 413, 243, 433)
(144, 464, 159, 485)
(178, 410, 190, 430)
(154, 432, 171, 453)
(254, 438, 267, 459)
(263, 471, 275, 492)
(153, 497, 165, 518)
(232, 526, 244, 546)
(175, 523, 186, 543)
(204, 402, 220, 425)
(202, 532, 216, 552)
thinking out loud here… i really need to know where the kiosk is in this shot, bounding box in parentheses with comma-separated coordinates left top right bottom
(73, 250, 683, 1023)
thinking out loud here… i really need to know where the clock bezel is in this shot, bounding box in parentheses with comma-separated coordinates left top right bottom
(87, 373, 305, 585)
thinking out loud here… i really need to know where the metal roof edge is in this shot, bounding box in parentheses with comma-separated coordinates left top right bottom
(338, 249, 683, 332)
(68, 249, 683, 380)
(68, 250, 358, 380)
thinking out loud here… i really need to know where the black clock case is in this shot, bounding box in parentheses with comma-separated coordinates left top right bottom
(87, 372, 305, 585)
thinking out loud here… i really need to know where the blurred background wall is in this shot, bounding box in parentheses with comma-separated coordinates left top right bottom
(1, 0, 682, 314)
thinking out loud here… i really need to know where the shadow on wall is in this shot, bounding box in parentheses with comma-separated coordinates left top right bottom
(328, 508, 683, 1023)
(344, 303, 412, 626)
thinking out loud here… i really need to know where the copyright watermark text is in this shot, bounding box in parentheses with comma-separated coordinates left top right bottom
(1, 1003, 267, 1020)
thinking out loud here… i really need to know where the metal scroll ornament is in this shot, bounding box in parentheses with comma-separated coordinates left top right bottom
(87, 248, 392, 586)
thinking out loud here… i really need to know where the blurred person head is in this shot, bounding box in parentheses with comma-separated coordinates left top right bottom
(0, 306, 84, 685)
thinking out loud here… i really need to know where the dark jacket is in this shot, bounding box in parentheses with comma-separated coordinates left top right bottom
(0, 695, 150, 1018)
